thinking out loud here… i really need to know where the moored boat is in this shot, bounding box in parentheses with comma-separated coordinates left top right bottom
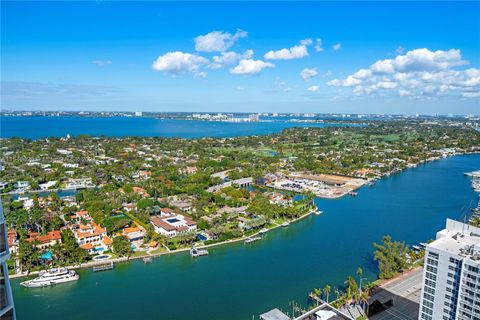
(258, 228, 269, 234)
(281, 221, 290, 227)
(20, 267, 79, 288)
(190, 247, 209, 258)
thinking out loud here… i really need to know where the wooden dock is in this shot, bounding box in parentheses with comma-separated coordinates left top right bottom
(92, 261, 114, 272)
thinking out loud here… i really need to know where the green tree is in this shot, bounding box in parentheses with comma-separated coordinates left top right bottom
(373, 235, 409, 279)
(323, 285, 331, 303)
(17, 239, 40, 273)
(112, 236, 132, 257)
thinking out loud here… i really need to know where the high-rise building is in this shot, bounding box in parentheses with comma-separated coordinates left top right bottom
(0, 201, 15, 320)
(419, 219, 480, 320)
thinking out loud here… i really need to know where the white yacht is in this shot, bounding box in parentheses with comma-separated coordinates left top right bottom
(20, 267, 79, 288)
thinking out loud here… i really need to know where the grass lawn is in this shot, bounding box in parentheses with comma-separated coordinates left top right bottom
(150, 247, 167, 255)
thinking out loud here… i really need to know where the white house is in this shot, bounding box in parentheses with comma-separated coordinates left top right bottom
(150, 214, 197, 238)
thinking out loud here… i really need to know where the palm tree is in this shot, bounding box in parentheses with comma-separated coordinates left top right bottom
(323, 285, 331, 303)
(357, 267, 368, 301)
(356, 267, 363, 291)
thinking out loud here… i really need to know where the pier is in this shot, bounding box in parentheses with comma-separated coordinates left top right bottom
(92, 261, 114, 272)
(245, 236, 262, 244)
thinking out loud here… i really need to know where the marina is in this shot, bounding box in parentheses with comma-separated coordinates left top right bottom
(11, 154, 480, 320)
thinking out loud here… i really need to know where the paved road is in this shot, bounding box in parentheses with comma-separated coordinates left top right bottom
(369, 268, 423, 320)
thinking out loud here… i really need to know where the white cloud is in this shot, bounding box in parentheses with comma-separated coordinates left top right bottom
(376, 81, 398, 89)
(264, 39, 312, 60)
(230, 59, 274, 75)
(194, 29, 247, 52)
(327, 75, 361, 87)
(152, 51, 208, 74)
(236, 86, 245, 91)
(461, 91, 480, 98)
(314, 38, 323, 52)
(92, 60, 112, 67)
(352, 69, 372, 79)
(326, 48, 478, 100)
(300, 38, 313, 46)
(371, 59, 395, 74)
(398, 89, 412, 96)
(209, 50, 253, 69)
(370, 48, 466, 74)
(300, 68, 318, 82)
(332, 43, 342, 51)
(308, 85, 320, 92)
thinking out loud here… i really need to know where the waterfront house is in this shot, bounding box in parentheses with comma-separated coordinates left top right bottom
(7, 229, 18, 254)
(69, 211, 111, 253)
(75, 223, 111, 253)
(39, 180, 57, 190)
(26, 230, 62, 250)
(150, 214, 197, 238)
(65, 178, 94, 189)
(122, 227, 146, 242)
(14, 181, 30, 191)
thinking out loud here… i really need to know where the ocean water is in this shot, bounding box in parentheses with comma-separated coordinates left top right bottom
(0, 116, 349, 139)
(11, 154, 480, 320)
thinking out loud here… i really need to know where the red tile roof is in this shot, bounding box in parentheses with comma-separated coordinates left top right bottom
(27, 230, 62, 244)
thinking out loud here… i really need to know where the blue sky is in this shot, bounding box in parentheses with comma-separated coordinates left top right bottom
(1, 1, 479, 115)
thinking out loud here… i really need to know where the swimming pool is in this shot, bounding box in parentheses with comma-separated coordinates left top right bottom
(197, 234, 207, 241)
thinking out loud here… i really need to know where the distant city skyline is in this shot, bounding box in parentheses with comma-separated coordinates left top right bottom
(1, 1, 479, 115)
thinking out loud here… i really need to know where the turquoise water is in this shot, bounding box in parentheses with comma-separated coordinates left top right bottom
(11, 154, 479, 320)
(0, 116, 348, 139)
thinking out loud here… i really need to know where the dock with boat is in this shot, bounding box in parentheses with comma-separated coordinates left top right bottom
(143, 257, 152, 264)
(190, 247, 209, 258)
